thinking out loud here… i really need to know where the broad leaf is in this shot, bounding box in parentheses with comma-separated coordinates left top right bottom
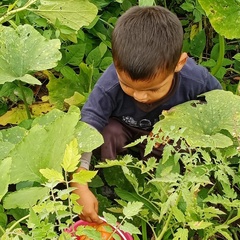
(0, 25, 61, 85)
(0, 157, 12, 201)
(155, 90, 240, 148)
(8, 108, 80, 183)
(3, 187, 49, 209)
(198, 0, 240, 39)
(75, 121, 103, 152)
(36, 0, 98, 30)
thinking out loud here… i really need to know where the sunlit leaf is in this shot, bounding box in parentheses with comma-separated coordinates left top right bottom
(123, 201, 143, 218)
(72, 170, 97, 184)
(40, 168, 64, 182)
(35, 0, 98, 30)
(61, 138, 80, 172)
(0, 25, 61, 85)
(198, 0, 240, 39)
(155, 90, 240, 148)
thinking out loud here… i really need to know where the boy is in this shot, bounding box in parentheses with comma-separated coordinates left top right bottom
(72, 5, 222, 223)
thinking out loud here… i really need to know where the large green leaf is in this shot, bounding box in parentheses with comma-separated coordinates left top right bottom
(0, 158, 12, 201)
(156, 90, 240, 148)
(35, 0, 98, 30)
(0, 24, 61, 85)
(8, 108, 80, 183)
(3, 187, 49, 209)
(5, 107, 103, 184)
(198, 0, 240, 39)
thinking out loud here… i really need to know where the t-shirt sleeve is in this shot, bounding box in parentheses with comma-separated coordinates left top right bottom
(80, 65, 118, 132)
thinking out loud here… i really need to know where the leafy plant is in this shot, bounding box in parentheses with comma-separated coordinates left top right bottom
(0, 106, 104, 238)
(96, 90, 240, 240)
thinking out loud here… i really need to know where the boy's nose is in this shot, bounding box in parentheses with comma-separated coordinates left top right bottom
(133, 91, 148, 102)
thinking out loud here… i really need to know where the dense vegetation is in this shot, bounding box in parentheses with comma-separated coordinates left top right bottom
(0, 0, 240, 239)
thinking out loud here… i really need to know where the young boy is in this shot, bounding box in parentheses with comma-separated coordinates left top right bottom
(73, 5, 222, 223)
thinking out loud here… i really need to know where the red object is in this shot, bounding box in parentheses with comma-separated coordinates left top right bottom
(66, 218, 133, 240)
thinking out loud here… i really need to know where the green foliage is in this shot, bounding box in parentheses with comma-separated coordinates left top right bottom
(0, 109, 103, 239)
(96, 90, 240, 239)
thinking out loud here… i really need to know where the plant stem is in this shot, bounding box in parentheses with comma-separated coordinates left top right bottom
(7, 214, 29, 232)
(18, 81, 32, 119)
(65, 171, 73, 223)
(156, 192, 182, 240)
(141, 220, 148, 240)
(0, 0, 37, 24)
(211, 34, 225, 76)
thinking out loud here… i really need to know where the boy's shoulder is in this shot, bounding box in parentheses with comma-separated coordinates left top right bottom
(96, 64, 120, 91)
(180, 57, 211, 83)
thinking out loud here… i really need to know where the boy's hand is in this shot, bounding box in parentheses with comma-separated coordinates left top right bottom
(71, 168, 103, 224)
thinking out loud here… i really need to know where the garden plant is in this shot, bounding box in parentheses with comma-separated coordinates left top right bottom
(0, 0, 240, 239)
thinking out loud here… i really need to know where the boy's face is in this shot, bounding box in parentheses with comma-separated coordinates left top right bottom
(117, 70, 175, 104)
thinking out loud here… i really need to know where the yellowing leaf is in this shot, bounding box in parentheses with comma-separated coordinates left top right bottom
(188, 221, 212, 230)
(61, 138, 80, 172)
(0, 105, 28, 125)
(40, 168, 64, 182)
(30, 102, 55, 115)
(64, 92, 86, 107)
(72, 170, 97, 184)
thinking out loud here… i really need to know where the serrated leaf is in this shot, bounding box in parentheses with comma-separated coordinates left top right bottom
(172, 206, 185, 223)
(0, 25, 61, 85)
(61, 138, 80, 172)
(188, 221, 212, 230)
(40, 168, 64, 182)
(173, 228, 188, 240)
(72, 170, 97, 184)
(120, 221, 141, 235)
(115, 188, 160, 216)
(123, 201, 143, 218)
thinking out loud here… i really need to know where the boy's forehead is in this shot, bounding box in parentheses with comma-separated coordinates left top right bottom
(117, 68, 171, 83)
(117, 69, 173, 90)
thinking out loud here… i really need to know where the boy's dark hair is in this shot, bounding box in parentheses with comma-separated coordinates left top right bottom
(112, 6, 183, 80)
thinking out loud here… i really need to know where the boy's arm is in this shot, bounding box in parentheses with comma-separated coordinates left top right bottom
(71, 153, 103, 223)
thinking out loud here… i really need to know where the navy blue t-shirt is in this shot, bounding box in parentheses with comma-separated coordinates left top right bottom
(81, 58, 222, 132)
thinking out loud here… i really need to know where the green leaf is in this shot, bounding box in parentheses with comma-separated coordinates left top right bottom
(156, 90, 240, 148)
(188, 221, 212, 230)
(172, 206, 185, 223)
(3, 187, 49, 209)
(0, 157, 11, 201)
(123, 201, 143, 218)
(138, 0, 155, 6)
(115, 188, 160, 216)
(0, 25, 61, 85)
(198, 0, 240, 39)
(40, 168, 64, 182)
(72, 170, 97, 184)
(36, 0, 98, 30)
(9, 108, 81, 183)
(120, 221, 141, 235)
(173, 228, 188, 240)
(28, 207, 41, 228)
(75, 121, 103, 152)
(61, 138, 80, 172)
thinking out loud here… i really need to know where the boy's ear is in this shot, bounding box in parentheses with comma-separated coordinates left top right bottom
(174, 52, 188, 72)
